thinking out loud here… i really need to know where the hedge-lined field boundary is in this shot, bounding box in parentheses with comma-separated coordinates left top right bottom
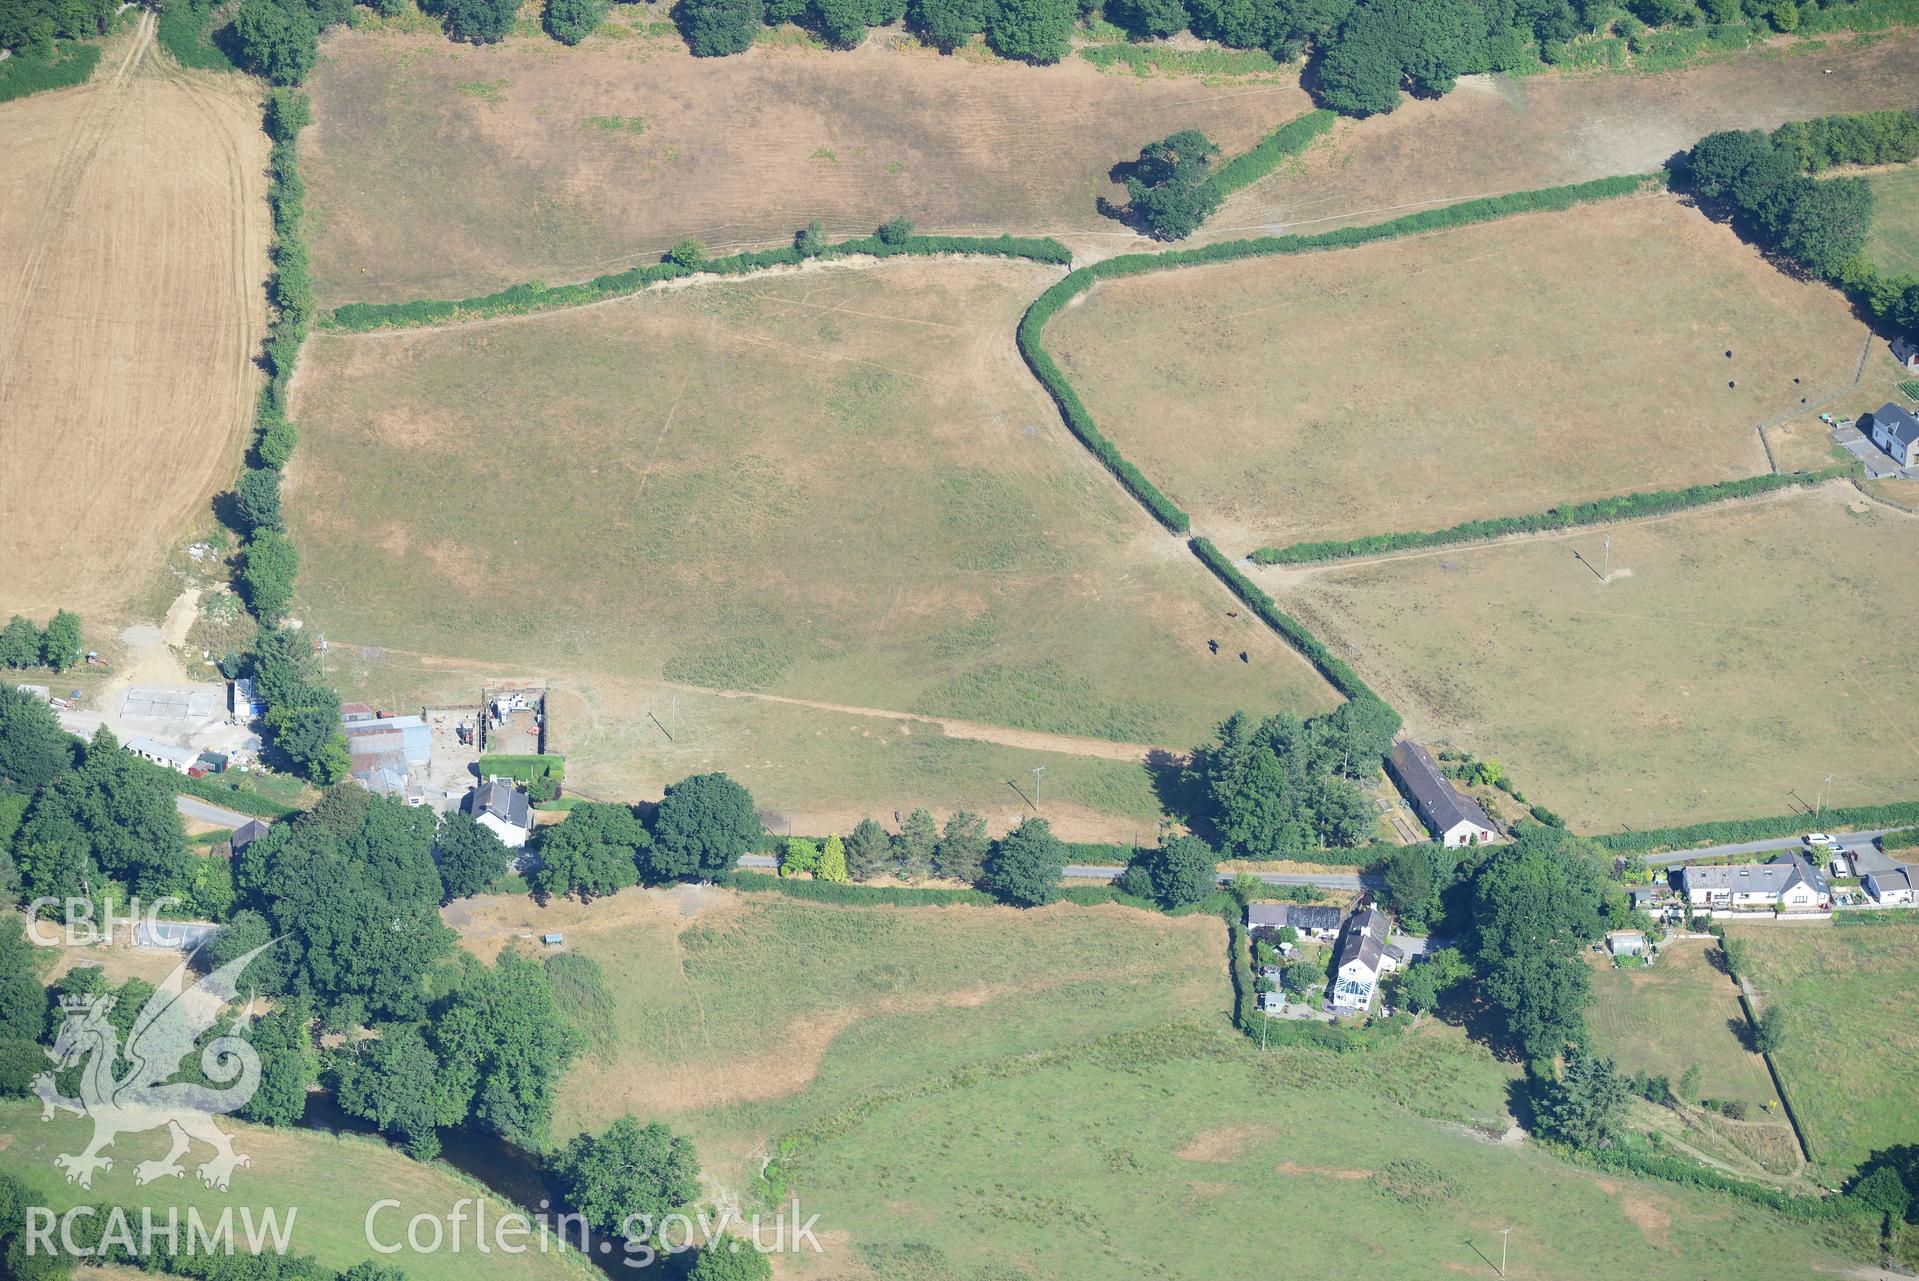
(1205, 109, 1337, 205)
(1251, 468, 1847, 564)
(1189, 536, 1396, 724)
(1016, 167, 1657, 606)
(1593, 802, 1919, 854)
(324, 234, 1075, 332)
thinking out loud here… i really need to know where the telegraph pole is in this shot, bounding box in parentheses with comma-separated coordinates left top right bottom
(1817, 774, 1832, 823)
(1601, 535, 1611, 582)
(1498, 1227, 1513, 1278)
(1031, 765, 1046, 805)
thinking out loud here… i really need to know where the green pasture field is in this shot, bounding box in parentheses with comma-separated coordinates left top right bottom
(1047, 195, 1865, 555)
(446, 886, 1882, 1279)
(1867, 164, 1919, 277)
(1270, 484, 1919, 831)
(778, 1030, 1876, 1281)
(0, 1103, 590, 1281)
(290, 259, 1336, 828)
(1729, 919, 1919, 1176)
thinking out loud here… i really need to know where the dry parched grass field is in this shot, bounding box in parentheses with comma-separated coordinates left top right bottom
(1731, 920, 1919, 1177)
(290, 259, 1336, 827)
(1205, 32, 1919, 242)
(0, 18, 269, 617)
(301, 27, 1306, 305)
(1270, 484, 1919, 830)
(1049, 195, 1866, 553)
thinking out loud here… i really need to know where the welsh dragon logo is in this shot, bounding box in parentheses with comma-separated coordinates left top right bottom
(32, 942, 274, 1191)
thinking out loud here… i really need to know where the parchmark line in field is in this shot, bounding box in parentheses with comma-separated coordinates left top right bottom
(631, 369, 693, 504)
(657, 681, 1182, 765)
(1206, 186, 1662, 237)
(742, 288, 961, 330)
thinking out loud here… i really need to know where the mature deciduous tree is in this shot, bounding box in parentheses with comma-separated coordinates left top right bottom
(436, 811, 513, 902)
(982, 818, 1067, 906)
(553, 1115, 700, 1234)
(649, 773, 760, 882)
(531, 802, 646, 901)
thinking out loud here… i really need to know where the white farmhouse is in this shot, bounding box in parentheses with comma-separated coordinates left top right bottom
(469, 777, 534, 849)
(1388, 740, 1499, 848)
(1330, 905, 1402, 1013)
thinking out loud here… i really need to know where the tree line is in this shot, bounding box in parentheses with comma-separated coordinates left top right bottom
(1684, 110, 1919, 343)
(197, 0, 1887, 112)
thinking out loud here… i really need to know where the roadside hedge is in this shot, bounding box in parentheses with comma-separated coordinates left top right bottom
(1593, 802, 1919, 855)
(1251, 469, 1846, 565)
(325, 233, 1074, 332)
(1205, 109, 1336, 204)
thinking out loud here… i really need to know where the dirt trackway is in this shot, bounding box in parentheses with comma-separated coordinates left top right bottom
(661, 681, 1183, 765)
(318, 636, 1182, 765)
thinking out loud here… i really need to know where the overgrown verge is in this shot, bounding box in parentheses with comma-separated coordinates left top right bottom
(324, 233, 1074, 332)
(1251, 469, 1847, 564)
(1578, 1141, 1863, 1221)
(0, 39, 101, 102)
(1592, 802, 1919, 854)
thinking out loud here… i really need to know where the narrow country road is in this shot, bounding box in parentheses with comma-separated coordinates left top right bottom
(175, 795, 256, 829)
(738, 853, 1373, 890)
(1643, 829, 1898, 866)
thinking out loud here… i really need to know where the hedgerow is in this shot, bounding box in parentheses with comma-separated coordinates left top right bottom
(1592, 803, 1919, 854)
(0, 40, 101, 103)
(1204, 109, 1336, 203)
(1188, 537, 1396, 729)
(324, 233, 1074, 332)
(1582, 1142, 1864, 1220)
(1017, 171, 1656, 539)
(1251, 469, 1847, 564)
(475, 753, 566, 784)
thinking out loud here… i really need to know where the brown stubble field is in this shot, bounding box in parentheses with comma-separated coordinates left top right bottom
(299, 24, 1307, 306)
(1207, 31, 1919, 240)
(1049, 195, 1866, 553)
(1266, 483, 1919, 831)
(288, 258, 1337, 831)
(0, 18, 270, 619)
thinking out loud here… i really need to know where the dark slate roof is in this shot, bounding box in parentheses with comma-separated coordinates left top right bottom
(1875, 403, 1919, 449)
(472, 778, 531, 830)
(1336, 906, 1391, 975)
(1681, 851, 1829, 898)
(1388, 740, 1495, 838)
(230, 819, 270, 853)
(1283, 904, 1344, 932)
